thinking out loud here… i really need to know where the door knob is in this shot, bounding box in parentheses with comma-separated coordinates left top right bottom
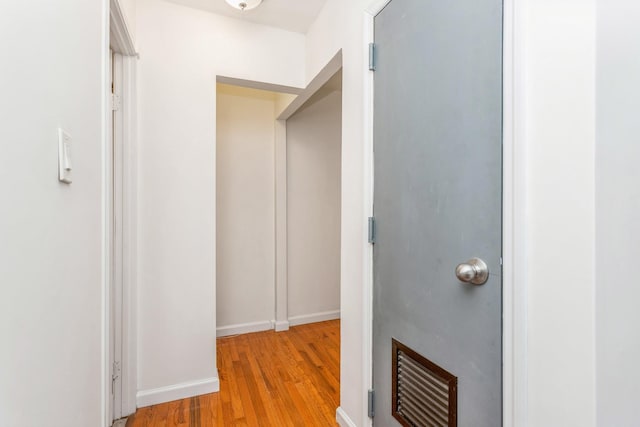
(455, 258, 489, 285)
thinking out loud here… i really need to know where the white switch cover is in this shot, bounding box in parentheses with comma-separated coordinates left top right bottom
(58, 128, 72, 184)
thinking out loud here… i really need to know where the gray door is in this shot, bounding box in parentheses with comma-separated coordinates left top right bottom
(372, 0, 503, 426)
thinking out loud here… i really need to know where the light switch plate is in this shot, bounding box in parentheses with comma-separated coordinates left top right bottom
(58, 128, 72, 184)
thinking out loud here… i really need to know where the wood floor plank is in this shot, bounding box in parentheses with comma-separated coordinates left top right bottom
(197, 394, 218, 427)
(126, 320, 339, 427)
(167, 398, 188, 426)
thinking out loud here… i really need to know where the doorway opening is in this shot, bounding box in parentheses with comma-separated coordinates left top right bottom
(215, 72, 342, 336)
(214, 69, 343, 422)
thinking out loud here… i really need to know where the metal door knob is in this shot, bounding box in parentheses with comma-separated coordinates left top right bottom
(455, 258, 489, 285)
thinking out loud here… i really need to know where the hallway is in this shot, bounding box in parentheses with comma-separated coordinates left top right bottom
(125, 321, 340, 426)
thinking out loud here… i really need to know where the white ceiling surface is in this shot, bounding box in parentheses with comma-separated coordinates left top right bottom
(164, 0, 328, 34)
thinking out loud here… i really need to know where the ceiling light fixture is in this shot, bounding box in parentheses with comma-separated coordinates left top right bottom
(224, 0, 262, 11)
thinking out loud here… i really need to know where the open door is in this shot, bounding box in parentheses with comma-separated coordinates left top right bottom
(372, 0, 503, 425)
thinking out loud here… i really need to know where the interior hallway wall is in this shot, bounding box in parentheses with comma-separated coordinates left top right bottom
(287, 88, 342, 322)
(216, 84, 276, 331)
(135, 0, 305, 404)
(595, 1, 640, 425)
(0, 1, 105, 425)
(523, 2, 597, 425)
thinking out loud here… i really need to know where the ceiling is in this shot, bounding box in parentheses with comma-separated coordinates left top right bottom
(164, 0, 328, 34)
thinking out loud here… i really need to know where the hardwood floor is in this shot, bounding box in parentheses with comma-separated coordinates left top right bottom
(126, 320, 340, 427)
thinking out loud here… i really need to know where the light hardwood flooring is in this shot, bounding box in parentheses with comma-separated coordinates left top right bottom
(126, 320, 340, 426)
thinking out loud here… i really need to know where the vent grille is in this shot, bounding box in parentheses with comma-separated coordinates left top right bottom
(392, 339, 457, 427)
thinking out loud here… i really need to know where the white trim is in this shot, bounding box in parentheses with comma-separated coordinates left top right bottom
(109, 0, 136, 56)
(274, 320, 290, 332)
(216, 311, 339, 338)
(336, 407, 358, 427)
(112, 51, 125, 422)
(136, 377, 220, 408)
(362, 0, 526, 425)
(216, 320, 274, 337)
(102, 2, 111, 426)
(288, 310, 340, 327)
(502, 0, 516, 421)
(502, 0, 528, 425)
(120, 54, 138, 418)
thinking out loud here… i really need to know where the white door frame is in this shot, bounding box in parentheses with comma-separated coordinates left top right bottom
(111, 51, 138, 420)
(362, 0, 527, 425)
(106, 0, 138, 425)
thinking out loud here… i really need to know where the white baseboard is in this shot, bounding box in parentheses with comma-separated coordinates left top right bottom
(274, 320, 290, 332)
(216, 320, 274, 337)
(136, 376, 220, 408)
(336, 407, 357, 427)
(217, 313, 339, 337)
(288, 310, 340, 327)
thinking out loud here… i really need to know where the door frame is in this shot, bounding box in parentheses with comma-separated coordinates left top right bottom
(362, 0, 527, 425)
(105, 1, 138, 425)
(111, 51, 138, 420)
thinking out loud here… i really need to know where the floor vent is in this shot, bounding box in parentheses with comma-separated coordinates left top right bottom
(392, 339, 457, 427)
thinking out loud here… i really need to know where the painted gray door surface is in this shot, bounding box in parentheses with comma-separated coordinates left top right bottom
(372, 0, 503, 426)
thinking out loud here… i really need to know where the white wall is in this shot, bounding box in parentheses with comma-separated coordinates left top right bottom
(523, 1, 597, 425)
(595, 2, 640, 425)
(216, 84, 276, 329)
(287, 90, 342, 320)
(135, 0, 305, 403)
(0, 1, 106, 426)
